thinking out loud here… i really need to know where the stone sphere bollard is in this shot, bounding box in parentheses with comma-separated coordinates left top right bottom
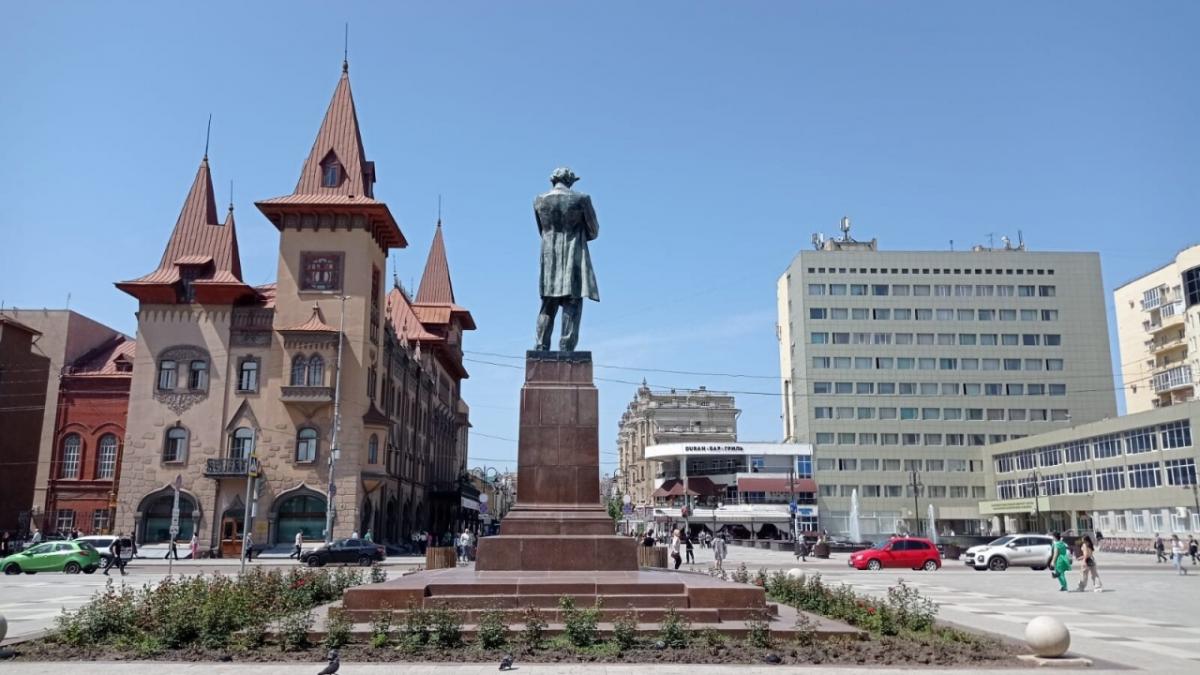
(1025, 615, 1070, 658)
(786, 568, 804, 579)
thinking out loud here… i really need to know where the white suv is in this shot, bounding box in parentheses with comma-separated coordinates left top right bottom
(964, 534, 1053, 571)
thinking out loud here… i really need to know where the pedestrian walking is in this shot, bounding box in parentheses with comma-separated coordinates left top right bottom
(1154, 533, 1167, 563)
(364, 529, 373, 543)
(243, 532, 254, 562)
(351, 531, 360, 540)
(189, 533, 199, 560)
(642, 530, 655, 547)
(164, 537, 179, 560)
(104, 533, 133, 576)
(796, 537, 809, 562)
(685, 533, 695, 565)
(458, 529, 472, 563)
(1171, 535, 1188, 575)
(1187, 535, 1198, 565)
(290, 531, 303, 560)
(713, 533, 727, 571)
(0, 530, 10, 556)
(669, 529, 683, 570)
(30, 527, 42, 545)
(1076, 535, 1102, 592)
(1049, 531, 1072, 592)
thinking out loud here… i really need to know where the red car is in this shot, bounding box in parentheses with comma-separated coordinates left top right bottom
(848, 537, 941, 571)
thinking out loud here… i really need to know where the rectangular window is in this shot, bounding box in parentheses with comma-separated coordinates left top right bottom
(883, 459, 902, 471)
(860, 458, 880, 471)
(850, 284, 868, 296)
(832, 332, 850, 344)
(1024, 358, 1043, 371)
(808, 284, 826, 295)
(819, 485, 837, 497)
(893, 284, 911, 296)
(1166, 458, 1197, 486)
(810, 332, 828, 344)
(920, 382, 939, 395)
(856, 382, 875, 395)
(833, 357, 852, 369)
(934, 284, 951, 297)
(1038, 285, 1056, 297)
(936, 308, 954, 321)
(876, 357, 894, 369)
(895, 333, 913, 344)
(959, 333, 976, 345)
(1066, 470, 1092, 494)
(977, 309, 995, 321)
(1020, 309, 1038, 321)
(859, 433, 878, 445)
(980, 333, 998, 346)
(1128, 462, 1163, 489)
(838, 432, 857, 444)
(1096, 466, 1125, 491)
(1161, 421, 1192, 449)
(1041, 309, 1058, 321)
(921, 407, 940, 420)
(1022, 333, 1039, 346)
(1044, 334, 1062, 346)
(1004, 358, 1021, 371)
(831, 308, 848, 319)
(943, 408, 962, 420)
(188, 360, 208, 390)
(900, 407, 918, 420)
(851, 308, 869, 319)
(814, 407, 832, 419)
(1018, 285, 1035, 297)
(157, 360, 177, 390)
(954, 284, 973, 297)
(815, 432, 835, 444)
(836, 406, 855, 419)
(300, 251, 344, 291)
(894, 308, 913, 320)
(237, 359, 259, 393)
(1000, 309, 1017, 321)
(1046, 359, 1064, 371)
(829, 284, 847, 295)
(813, 381, 832, 394)
(55, 509, 75, 533)
(879, 407, 897, 420)
(872, 284, 890, 296)
(812, 357, 830, 369)
(92, 509, 110, 534)
(809, 308, 827, 319)
(1002, 333, 1019, 346)
(918, 357, 936, 370)
(962, 358, 979, 371)
(873, 308, 891, 320)
(915, 308, 933, 321)
(913, 284, 931, 296)
(938, 333, 955, 345)
(877, 382, 896, 394)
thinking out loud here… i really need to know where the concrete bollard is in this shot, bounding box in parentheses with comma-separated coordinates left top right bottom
(786, 568, 805, 579)
(0, 612, 6, 642)
(1024, 615, 1070, 658)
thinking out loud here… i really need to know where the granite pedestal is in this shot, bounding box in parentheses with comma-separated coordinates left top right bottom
(474, 351, 636, 571)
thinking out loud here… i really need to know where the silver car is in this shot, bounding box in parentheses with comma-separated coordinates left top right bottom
(965, 534, 1053, 571)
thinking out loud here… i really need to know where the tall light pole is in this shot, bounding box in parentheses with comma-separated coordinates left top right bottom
(1029, 469, 1042, 533)
(325, 295, 348, 544)
(908, 468, 923, 535)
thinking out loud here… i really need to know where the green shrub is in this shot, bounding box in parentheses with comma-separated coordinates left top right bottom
(558, 596, 599, 648)
(745, 609, 772, 648)
(369, 609, 393, 649)
(752, 568, 767, 588)
(233, 620, 268, 651)
(369, 566, 388, 584)
(699, 628, 725, 648)
(792, 611, 815, 647)
(519, 606, 548, 650)
(658, 606, 690, 648)
(476, 607, 510, 649)
(400, 606, 431, 650)
(886, 580, 937, 632)
(323, 611, 352, 649)
(731, 562, 750, 584)
(429, 606, 463, 648)
(612, 607, 639, 650)
(279, 610, 314, 652)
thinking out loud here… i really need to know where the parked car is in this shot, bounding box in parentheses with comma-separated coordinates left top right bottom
(848, 537, 942, 571)
(1, 541, 102, 575)
(300, 538, 386, 567)
(74, 535, 118, 565)
(964, 534, 1053, 571)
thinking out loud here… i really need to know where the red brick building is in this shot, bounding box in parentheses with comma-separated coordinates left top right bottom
(44, 336, 134, 536)
(0, 315, 50, 535)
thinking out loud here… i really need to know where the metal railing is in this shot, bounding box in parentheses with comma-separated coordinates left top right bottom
(205, 457, 248, 477)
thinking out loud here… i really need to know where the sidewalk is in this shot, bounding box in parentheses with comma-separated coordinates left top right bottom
(130, 544, 424, 566)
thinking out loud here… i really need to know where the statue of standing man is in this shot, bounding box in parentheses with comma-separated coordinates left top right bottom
(534, 167, 599, 352)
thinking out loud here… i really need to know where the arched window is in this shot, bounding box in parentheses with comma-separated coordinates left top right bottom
(368, 434, 379, 465)
(296, 427, 318, 463)
(164, 426, 188, 462)
(291, 354, 308, 386)
(230, 427, 255, 459)
(308, 354, 325, 387)
(97, 434, 118, 479)
(61, 434, 81, 478)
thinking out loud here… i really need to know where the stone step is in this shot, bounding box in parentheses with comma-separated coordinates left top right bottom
(424, 593, 693, 609)
(334, 603, 779, 625)
(422, 581, 688, 596)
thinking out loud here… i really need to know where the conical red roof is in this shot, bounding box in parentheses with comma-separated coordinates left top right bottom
(117, 157, 251, 303)
(415, 221, 454, 305)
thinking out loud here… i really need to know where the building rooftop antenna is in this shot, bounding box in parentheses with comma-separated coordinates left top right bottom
(203, 114, 212, 160)
(342, 23, 349, 73)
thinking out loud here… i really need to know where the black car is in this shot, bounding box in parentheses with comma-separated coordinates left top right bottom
(300, 538, 385, 567)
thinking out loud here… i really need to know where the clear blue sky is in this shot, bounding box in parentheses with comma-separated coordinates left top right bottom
(2, 2, 1197, 473)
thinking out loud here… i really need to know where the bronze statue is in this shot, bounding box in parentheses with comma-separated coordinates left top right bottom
(534, 167, 599, 351)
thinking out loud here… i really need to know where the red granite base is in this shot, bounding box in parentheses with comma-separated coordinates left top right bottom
(341, 568, 769, 623)
(475, 534, 638, 571)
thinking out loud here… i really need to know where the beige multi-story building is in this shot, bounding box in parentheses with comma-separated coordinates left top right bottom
(1113, 243, 1200, 413)
(981, 400, 1198, 538)
(776, 220, 1118, 536)
(615, 384, 739, 507)
(112, 62, 474, 551)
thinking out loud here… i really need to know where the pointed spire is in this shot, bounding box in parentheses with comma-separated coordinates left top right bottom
(291, 64, 370, 197)
(415, 220, 455, 305)
(154, 156, 221, 269)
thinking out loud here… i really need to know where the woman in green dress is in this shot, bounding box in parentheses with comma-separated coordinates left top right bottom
(1050, 531, 1073, 592)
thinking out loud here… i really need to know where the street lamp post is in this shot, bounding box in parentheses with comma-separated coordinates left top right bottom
(1029, 469, 1042, 533)
(325, 294, 348, 544)
(908, 468, 923, 535)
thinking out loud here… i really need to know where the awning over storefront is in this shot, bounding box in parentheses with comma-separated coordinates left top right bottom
(651, 477, 723, 498)
(736, 477, 817, 493)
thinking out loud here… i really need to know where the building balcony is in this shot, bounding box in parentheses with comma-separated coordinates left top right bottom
(205, 458, 249, 477)
(1146, 333, 1187, 356)
(1144, 312, 1185, 334)
(1152, 365, 1194, 394)
(280, 385, 334, 405)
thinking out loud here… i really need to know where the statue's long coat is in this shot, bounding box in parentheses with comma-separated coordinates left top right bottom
(534, 185, 600, 301)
